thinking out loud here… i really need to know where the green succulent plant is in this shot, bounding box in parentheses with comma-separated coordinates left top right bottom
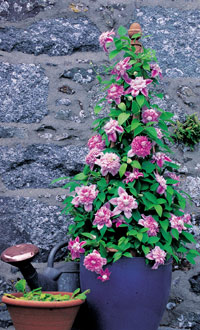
(4, 279, 90, 302)
(173, 113, 200, 150)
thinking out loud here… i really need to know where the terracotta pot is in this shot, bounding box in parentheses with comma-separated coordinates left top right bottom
(2, 292, 85, 330)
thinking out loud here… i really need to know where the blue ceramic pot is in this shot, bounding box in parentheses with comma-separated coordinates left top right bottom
(80, 257, 172, 330)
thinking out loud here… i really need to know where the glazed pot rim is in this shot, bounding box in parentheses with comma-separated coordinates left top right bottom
(2, 292, 85, 308)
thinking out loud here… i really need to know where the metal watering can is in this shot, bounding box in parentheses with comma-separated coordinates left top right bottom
(1, 241, 80, 292)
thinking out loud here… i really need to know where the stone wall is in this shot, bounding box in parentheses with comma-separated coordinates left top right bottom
(0, 0, 199, 329)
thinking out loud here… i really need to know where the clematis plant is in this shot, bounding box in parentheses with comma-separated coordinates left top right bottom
(54, 25, 200, 281)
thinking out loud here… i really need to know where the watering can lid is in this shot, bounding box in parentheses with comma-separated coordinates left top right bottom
(1, 244, 39, 263)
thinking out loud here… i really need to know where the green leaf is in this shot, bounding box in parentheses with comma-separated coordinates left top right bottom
(186, 254, 196, 265)
(15, 279, 26, 293)
(123, 252, 133, 258)
(156, 198, 167, 205)
(109, 49, 121, 60)
(163, 245, 173, 254)
(81, 233, 96, 239)
(165, 161, 179, 169)
(132, 210, 141, 221)
(160, 220, 169, 231)
(127, 229, 137, 237)
(171, 228, 179, 240)
(177, 246, 188, 253)
(98, 192, 106, 203)
(175, 191, 186, 209)
(113, 251, 122, 262)
(118, 102, 126, 111)
(167, 186, 174, 195)
(131, 119, 140, 130)
(132, 101, 140, 114)
(118, 113, 130, 125)
(148, 236, 160, 244)
(145, 127, 158, 138)
(115, 39, 123, 50)
(134, 125, 144, 136)
(110, 109, 122, 117)
(94, 105, 102, 115)
(142, 245, 150, 255)
(160, 112, 174, 121)
(74, 173, 87, 181)
(144, 192, 157, 204)
(137, 232, 143, 241)
(142, 161, 155, 173)
(51, 176, 69, 184)
(131, 160, 141, 169)
(99, 242, 108, 258)
(181, 231, 196, 243)
(118, 25, 127, 36)
(188, 249, 200, 256)
(154, 205, 163, 217)
(143, 62, 150, 71)
(161, 229, 171, 242)
(119, 163, 127, 178)
(136, 94, 145, 107)
(156, 93, 164, 99)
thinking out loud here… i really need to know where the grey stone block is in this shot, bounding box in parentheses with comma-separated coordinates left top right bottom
(0, 17, 100, 56)
(0, 196, 68, 261)
(0, 126, 27, 139)
(0, 62, 49, 123)
(0, 0, 55, 22)
(61, 67, 96, 84)
(133, 7, 200, 77)
(0, 144, 87, 189)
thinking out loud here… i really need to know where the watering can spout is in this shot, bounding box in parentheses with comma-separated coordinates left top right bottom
(0, 241, 69, 291)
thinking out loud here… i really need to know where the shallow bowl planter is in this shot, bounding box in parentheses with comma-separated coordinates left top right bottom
(2, 292, 85, 330)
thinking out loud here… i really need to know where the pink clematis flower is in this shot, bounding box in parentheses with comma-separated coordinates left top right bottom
(95, 152, 121, 176)
(93, 204, 112, 230)
(128, 136, 152, 158)
(87, 134, 105, 150)
(170, 213, 191, 233)
(71, 184, 99, 212)
(183, 213, 191, 224)
(106, 84, 125, 105)
(111, 57, 132, 83)
(138, 214, 159, 237)
(99, 30, 115, 53)
(125, 77, 152, 98)
(155, 173, 167, 195)
(68, 236, 86, 260)
(142, 108, 160, 124)
(152, 152, 172, 168)
(167, 172, 181, 186)
(97, 268, 111, 282)
(85, 148, 101, 170)
(110, 187, 138, 219)
(150, 63, 163, 79)
(84, 250, 107, 273)
(146, 246, 166, 269)
(104, 118, 124, 142)
(112, 215, 127, 227)
(123, 168, 144, 184)
(155, 128, 163, 139)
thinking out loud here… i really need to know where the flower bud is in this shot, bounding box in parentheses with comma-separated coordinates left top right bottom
(127, 96, 133, 101)
(127, 158, 132, 164)
(134, 71, 138, 76)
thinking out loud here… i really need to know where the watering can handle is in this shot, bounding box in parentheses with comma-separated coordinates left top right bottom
(47, 240, 69, 268)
